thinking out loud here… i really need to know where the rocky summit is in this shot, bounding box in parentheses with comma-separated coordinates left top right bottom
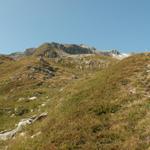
(0, 42, 149, 150)
(9, 42, 96, 59)
(8, 42, 129, 59)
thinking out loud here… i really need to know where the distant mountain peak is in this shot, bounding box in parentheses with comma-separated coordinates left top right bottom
(7, 42, 131, 60)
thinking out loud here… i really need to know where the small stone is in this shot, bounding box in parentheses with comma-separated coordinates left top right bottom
(41, 103, 46, 107)
(59, 88, 64, 92)
(10, 114, 15, 117)
(19, 132, 26, 137)
(31, 131, 41, 139)
(29, 97, 37, 100)
(129, 88, 136, 94)
(18, 97, 25, 102)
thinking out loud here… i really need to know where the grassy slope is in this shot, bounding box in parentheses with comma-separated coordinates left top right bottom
(0, 53, 149, 149)
(3, 53, 149, 150)
(0, 54, 114, 131)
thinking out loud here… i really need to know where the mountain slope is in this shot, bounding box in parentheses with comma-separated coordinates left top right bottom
(1, 53, 149, 150)
(0, 48, 115, 138)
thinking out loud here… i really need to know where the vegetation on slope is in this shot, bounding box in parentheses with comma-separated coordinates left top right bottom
(0, 52, 114, 139)
(0, 53, 148, 150)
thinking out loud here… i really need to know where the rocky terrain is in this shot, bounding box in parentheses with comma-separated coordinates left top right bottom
(0, 42, 149, 150)
(7, 42, 128, 59)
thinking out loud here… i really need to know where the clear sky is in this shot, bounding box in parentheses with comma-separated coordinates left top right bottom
(0, 0, 150, 54)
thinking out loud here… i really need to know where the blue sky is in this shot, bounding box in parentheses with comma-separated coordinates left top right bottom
(0, 0, 150, 54)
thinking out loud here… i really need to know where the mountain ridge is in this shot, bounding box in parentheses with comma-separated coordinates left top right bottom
(1, 42, 130, 60)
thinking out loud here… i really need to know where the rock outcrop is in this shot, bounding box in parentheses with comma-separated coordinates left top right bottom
(0, 112, 48, 140)
(24, 48, 36, 56)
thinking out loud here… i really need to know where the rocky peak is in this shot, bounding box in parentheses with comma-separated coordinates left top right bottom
(110, 49, 121, 55)
(31, 42, 95, 58)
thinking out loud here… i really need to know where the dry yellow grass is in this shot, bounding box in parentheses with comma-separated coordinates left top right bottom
(0, 53, 149, 150)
